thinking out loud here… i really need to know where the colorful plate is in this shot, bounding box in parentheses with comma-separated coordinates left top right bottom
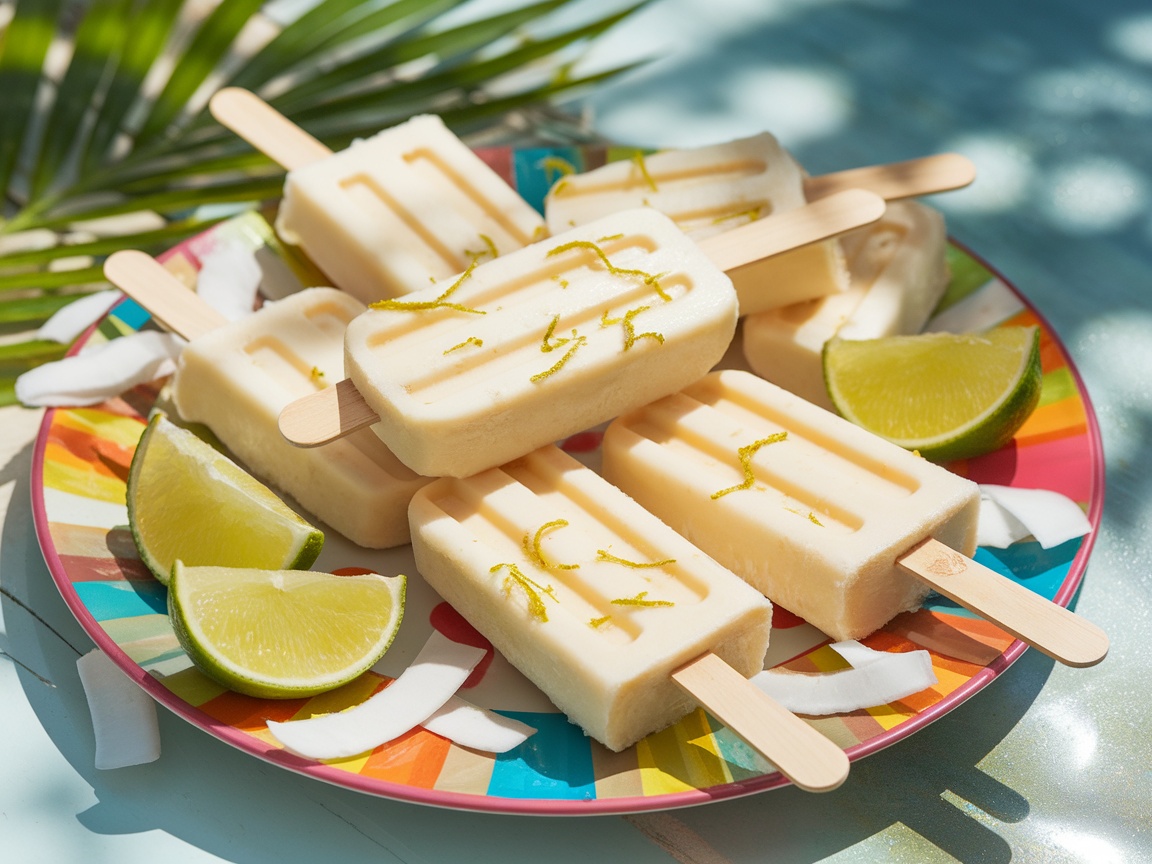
(31, 147, 1104, 815)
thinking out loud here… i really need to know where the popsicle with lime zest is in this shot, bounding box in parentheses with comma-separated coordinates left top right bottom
(602, 369, 1109, 668)
(544, 131, 975, 317)
(409, 443, 850, 793)
(277, 190, 887, 479)
(104, 250, 429, 549)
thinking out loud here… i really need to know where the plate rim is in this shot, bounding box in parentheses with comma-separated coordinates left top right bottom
(28, 232, 1106, 817)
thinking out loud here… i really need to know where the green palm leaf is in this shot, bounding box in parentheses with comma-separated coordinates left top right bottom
(0, 0, 644, 406)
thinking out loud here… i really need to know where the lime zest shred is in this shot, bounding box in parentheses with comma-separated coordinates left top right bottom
(711, 432, 789, 499)
(539, 156, 577, 181)
(631, 151, 658, 192)
(539, 314, 575, 353)
(491, 562, 556, 622)
(600, 309, 621, 327)
(597, 233, 624, 243)
(785, 506, 826, 526)
(589, 615, 612, 629)
(523, 519, 580, 571)
(552, 275, 569, 288)
(712, 206, 763, 226)
(310, 366, 325, 381)
(620, 306, 664, 350)
(532, 315, 586, 383)
(464, 234, 499, 262)
(444, 336, 483, 355)
(532, 224, 550, 242)
(611, 591, 674, 608)
(546, 239, 670, 301)
(596, 550, 675, 569)
(369, 257, 485, 315)
(531, 335, 586, 382)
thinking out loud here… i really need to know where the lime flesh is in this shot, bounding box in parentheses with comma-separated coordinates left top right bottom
(169, 562, 405, 698)
(127, 413, 323, 584)
(823, 326, 1042, 462)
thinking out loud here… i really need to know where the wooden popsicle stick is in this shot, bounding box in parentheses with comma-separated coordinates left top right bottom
(279, 378, 378, 448)
(672, 651, 849, 793)
(277, 191, 888, 448)
(898, 537, 1109, 667)
(209, 87, 332, 171)
(802, 153, 976, 202)
(103, 250, 227, 341)
(697, 188, 885, 274)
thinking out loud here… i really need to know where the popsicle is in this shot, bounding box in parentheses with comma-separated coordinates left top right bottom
(279, 191, 886, 479)
(103, 251, 428, 549)
(544, 133, 973, 317)
(409, 443, 850, 791)
(209, 87, 546, 303)
(742, 200, 950, 409)
(601, 369, 1108, 667)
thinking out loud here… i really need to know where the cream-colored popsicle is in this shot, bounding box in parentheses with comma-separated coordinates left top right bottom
(742, 200, 950, 409)
(602, 369, 980, 641)
(409, 444, 856, 793)
(546, 133, 803, 240)
(210, 89, 545, 304)
(544, 138, 975, 320)
(103, 252, 428, 549)
(602, 370, 1108, 667)
(276, 114, 546, 302)
(281, 191, 885, 476)
(343, 207, 740, 479)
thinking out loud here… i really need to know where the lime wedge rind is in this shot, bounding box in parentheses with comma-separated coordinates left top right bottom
(169, 562, 406, 699)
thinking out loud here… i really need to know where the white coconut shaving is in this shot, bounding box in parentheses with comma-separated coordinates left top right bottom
(76, 649, 162, 769)
(978, 484, 1092, 549)
(266, 631, 488, 760)
(195, 238, 263, 321)
(36, 289, 121, 344)
(752, 640, 938, 715)
(423, 695, 536, 753)
(15, 330, 184, 407)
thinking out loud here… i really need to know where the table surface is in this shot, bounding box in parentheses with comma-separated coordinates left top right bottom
(3, 0, 1151, 861)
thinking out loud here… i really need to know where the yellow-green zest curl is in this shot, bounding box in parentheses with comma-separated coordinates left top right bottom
(546, 240, 671, 302)
(712, 432, 789, 499)
(596, 550, 676, 569)
(523, 519, 580, 571)
(370, 258, 485, 315)
(491, 562, 556, 623)
(611, 591, 674, 608)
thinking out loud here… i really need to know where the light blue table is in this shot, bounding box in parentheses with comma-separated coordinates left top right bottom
(3, 0, 1150, 860)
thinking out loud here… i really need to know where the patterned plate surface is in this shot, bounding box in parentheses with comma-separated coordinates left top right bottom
(32, 146, 1103, 815)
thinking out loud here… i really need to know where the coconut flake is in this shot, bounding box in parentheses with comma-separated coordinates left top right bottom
(423, 695, 536, 753)
(266, 630, 486, 760)
(37, 289, 121, 344)
(751, 641, 937, 715)
(76, 649, 162, 769)
(15, 331, 184, 407)
(978, 484, 1092, 549)
(196, 238, 262, 321)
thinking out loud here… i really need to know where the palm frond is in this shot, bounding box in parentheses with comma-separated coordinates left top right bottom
(0, 0, 647, 406)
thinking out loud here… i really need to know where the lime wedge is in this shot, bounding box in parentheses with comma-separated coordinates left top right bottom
(127, 413, 323, 584)
(823, 326, 1042, 462)
(169, 562, 405, 698)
